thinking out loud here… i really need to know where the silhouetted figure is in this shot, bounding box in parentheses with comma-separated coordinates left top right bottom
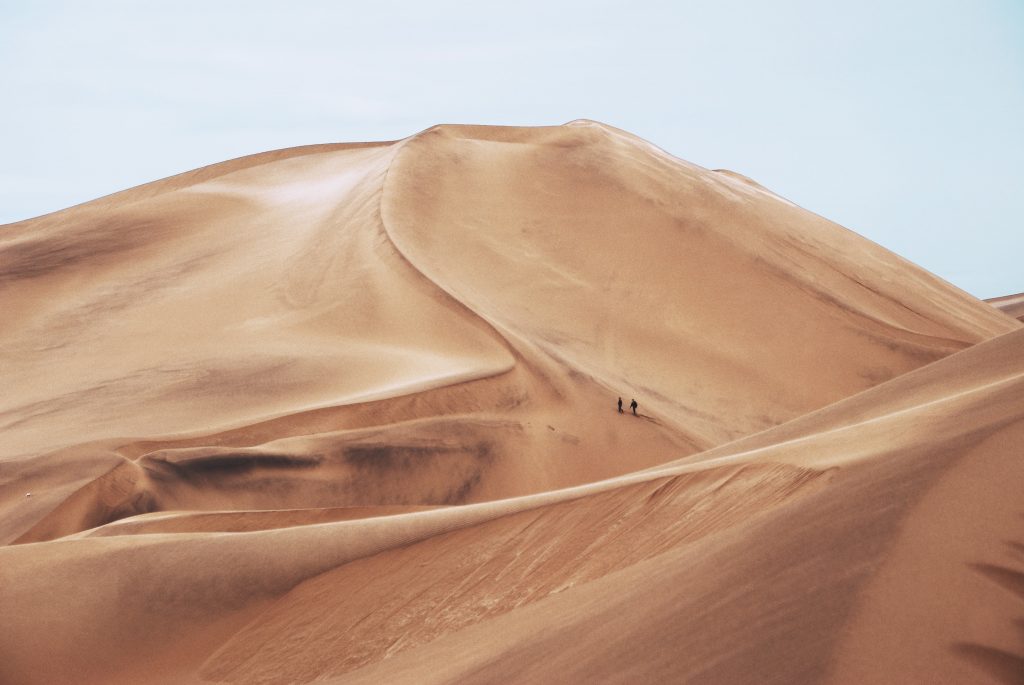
(630, 398, 638, 416)
(617, 397, 623, 413)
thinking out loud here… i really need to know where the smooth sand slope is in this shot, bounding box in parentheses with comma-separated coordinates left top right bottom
(987, 292, 1024, 322)
(0, 121, 1020, 684)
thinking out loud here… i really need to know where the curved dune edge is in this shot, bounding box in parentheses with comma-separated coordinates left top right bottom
(379, 121, 1016, 444)
(1, 326, 1022, 684)
(75, 504, 444, 537)
(279, 327, 1024, 685)
(986, 291, 1024, 322)
(2, 122, 1023, 684)
(330, 416, 1024, 685)
(0, 142, 517, 459)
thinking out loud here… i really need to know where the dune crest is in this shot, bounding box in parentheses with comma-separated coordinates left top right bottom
(1, 122, 1021, 684)
(987, 291, 1024, 322)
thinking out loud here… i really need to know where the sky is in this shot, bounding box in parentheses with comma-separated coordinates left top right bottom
(1, 0, 1021, 298)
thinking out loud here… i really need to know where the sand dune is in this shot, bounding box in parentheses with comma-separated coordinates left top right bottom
(987, 292, 1024, 322)
(1, 122, 1021, 684)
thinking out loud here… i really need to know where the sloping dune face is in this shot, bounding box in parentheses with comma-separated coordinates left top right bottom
(1, 122, 1021, 685)
(987, 292, 1024, 322)
(383, 122, 1012, 444)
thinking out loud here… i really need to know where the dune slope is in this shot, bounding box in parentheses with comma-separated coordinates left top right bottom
(987, 292, 1024, 322)
(2, 122, 1014, 543)
(0, 122, 1020, 684)
(206, 325, 1024, 685)
(383, 121, 1014, 444)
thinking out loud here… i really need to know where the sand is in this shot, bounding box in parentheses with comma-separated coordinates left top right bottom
(987, 292, 1024, 322)
(1, 121, 1021, 684)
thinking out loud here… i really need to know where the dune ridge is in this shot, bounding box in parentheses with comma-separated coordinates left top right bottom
(987, 291, 1024, 322)
(1, 121, 1021, 684)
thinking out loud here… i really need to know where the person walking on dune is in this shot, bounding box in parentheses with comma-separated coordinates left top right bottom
(630, 398, 638, 416)
(618, 397, 623, 413)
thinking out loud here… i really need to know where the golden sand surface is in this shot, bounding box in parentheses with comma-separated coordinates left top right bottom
(1, 121, 1021, 684)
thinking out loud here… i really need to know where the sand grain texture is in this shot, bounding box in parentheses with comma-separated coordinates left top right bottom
(1, 122, 1021, 684)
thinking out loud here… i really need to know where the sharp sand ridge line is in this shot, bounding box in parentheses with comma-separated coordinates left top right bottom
(14, 325, 1015, 557)
(4, 121, 1008, 464)
(320, 326, 1024, 546)
(3, 123, 1024, 685)
(4, 124, 1016, 552)
(104, 125, 1012, 560)
(0, 457, 821, 675)
(373, 126, 657, 414)
(569, 118, 799, 207)
(1, 139, 518, 463)
(375, 125, 688, 432)
(370, 128, 656, 438)
(657, 366, 1024, 474)
(374, 131, 528, 368)
(0, 141, 390, 227)
(654, 326, 1024, 472)
(36, 340, 1024, 560)
(104, 364, 516, 456)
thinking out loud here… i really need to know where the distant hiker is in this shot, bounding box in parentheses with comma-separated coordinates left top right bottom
(617, 397, 623, 413)
(630, 398, 638, 416)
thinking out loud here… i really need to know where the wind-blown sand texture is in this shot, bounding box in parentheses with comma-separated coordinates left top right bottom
(1, 121, 1021, 685)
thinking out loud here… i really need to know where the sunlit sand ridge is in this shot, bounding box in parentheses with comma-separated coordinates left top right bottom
(1, 122, 1020, 684)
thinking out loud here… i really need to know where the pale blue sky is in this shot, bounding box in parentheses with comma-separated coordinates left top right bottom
(2, 1, 1021, 298)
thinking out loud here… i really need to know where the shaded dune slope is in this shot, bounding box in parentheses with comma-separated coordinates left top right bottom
(1, 122, 1013, 545)
(382, 121, 1013, 445)
(2, 322, 1022, 685)
(1, 122, 1021, 684)
(987, 292, 1024, 322)
(207, 326, 1024, 685)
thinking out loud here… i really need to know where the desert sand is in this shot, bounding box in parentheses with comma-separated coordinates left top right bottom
(1, 121, 1021, 684)
(987, 292, 1024, 322)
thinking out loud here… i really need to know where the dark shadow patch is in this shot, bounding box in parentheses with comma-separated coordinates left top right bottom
(0, 216, 151, 282)
(343, 441, 495, 505)
(344, 444, 441, 471)
(12, 461, 160, 544)
(953, 643, 1024, 685)
(92, 490, 160, 531)
(858, 366, 894, 384)
(159, 453, 320, 481)
(444, 469, 484, 505)
(853, 326, 956, 363)
(971, 562, 1024, 600)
